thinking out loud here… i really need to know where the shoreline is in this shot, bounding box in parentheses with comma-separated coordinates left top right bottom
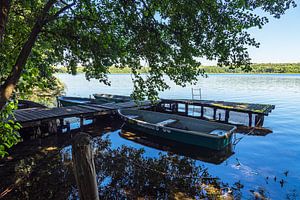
(55, 72, 300, 75)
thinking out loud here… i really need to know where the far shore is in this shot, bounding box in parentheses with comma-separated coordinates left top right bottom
(55, 63, 300, 75)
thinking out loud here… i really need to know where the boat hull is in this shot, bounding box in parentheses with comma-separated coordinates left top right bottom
(124, 119, 233, 150)
(119, 111, 236, 150)
(93, 94, 131, 102)
(58, 96, 110, 107)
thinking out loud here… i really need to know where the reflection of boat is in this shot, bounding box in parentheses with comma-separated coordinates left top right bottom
(119, 128, 234, 164)
(57, 96, 110, 107)
(93, 93, 131, 103)
(236, 125, 273, 136)
(119, 109, 237, 150)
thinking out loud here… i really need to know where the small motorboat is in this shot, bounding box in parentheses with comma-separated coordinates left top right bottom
(118, 109, 237, 150)
(93, 93, 131, 103)
(57, 96, 110, 107)
(18, 100, 47, 109)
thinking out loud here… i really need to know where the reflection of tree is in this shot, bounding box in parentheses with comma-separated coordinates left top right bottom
(90, 137, 240, 199)
(3, 136, 274, 199)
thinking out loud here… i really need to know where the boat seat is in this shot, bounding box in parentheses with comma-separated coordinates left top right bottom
(156, 119, 178, 126)
(127, 115, 140, 119)
(209, 129, 227, 136)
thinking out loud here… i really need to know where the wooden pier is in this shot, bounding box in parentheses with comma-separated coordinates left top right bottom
(13, 97, 275, 138)
(159, 99, 275, 127)
(14, 100, 153, 136)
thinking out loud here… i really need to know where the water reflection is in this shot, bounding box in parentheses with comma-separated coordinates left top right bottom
(119, 127, 234, 165)
(78, 136, 241, 199)
(1, 125, 298, 199)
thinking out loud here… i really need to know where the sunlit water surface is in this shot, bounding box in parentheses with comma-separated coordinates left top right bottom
(56, 73, 300, 199)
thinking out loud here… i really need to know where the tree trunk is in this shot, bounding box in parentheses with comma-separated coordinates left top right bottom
(0, 0, 56, 110)
(72, 133, 99, 200)
(0, 0, 10, 42)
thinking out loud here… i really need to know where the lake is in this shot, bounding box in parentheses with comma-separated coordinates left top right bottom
(54, 73, 300, 199)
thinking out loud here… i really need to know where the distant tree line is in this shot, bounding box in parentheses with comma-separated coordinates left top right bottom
(201, 63, 300, 73)
(55, 63, 300, 74)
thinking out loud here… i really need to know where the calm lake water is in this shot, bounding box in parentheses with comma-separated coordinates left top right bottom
(56, 73, 300, 199)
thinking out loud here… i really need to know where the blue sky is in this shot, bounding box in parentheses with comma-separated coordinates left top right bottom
(202, 2, 300, 65)
(248, 2, 300, 64)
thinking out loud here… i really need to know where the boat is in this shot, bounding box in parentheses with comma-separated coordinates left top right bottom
(118, 109, 237, 150)
(57, 96, 110, 107)
(18, 100, 47, 109)
(93, 93, 131, 103)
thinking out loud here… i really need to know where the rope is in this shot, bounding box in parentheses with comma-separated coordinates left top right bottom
(232, 115, 263, 148)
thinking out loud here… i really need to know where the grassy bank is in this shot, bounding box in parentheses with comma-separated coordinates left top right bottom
(55, 63, 300, 74)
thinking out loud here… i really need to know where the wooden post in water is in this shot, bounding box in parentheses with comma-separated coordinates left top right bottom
(185, 103, 188, 115)
(213, 108, 217, 120)
(80, 117, 84, 129)
(59, 118, 64, 133)
(225, 110, 230, 123)
(201, 106, 204, 118)
(72, 133, 99, 200)
(255, 114, 264, 127)
(248, 113, 253, 127)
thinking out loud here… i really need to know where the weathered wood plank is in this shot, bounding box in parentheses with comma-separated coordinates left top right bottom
(161, 99, 275, 115)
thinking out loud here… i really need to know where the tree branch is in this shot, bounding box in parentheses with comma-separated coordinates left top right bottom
(0, 0, 10, 42)
(0, 0, 57, 109)
(46, 2, 76, 23)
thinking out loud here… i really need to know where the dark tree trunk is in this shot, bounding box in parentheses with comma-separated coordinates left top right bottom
(0, 0, 56, 110)
(0, 0, 10, 42)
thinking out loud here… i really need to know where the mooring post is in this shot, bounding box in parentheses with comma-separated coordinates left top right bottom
(201, 106, 204, 118)
(72, 133, 99, 200)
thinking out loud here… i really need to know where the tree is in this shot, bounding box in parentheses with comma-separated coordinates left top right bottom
(0, 0, 296, 153)
(0, 0, 296, 107)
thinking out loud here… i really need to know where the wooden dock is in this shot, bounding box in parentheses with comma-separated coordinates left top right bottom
(159, 99, 275, 127)
(13, 97, 275, 137)
(14, 100, 153, 136)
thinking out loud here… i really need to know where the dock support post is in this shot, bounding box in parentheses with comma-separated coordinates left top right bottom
(201, 106, 204, 118)
(225, 110, 230, 123)
(185, 103, 188, 115)
(66, 121, 71, 133)
(213, 108, 217, 120)
(72, 133, 99, 200)
(59, 119, 64, 133)
(248, 113, 253, 127)
(80, 117, 84, 129)
(255, 114, 264, 127)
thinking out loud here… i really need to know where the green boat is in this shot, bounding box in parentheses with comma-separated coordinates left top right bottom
(118, 109, 237, 150)
(93, 93, 131, 103)
(57, 96, 110, 107)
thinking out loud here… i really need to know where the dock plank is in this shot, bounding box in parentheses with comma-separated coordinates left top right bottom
(161, 99, 275, 115)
